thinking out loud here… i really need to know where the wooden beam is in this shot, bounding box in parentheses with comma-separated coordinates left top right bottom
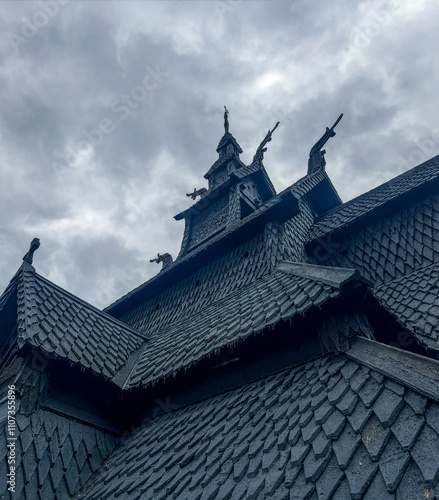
(347, 337, 439, 402)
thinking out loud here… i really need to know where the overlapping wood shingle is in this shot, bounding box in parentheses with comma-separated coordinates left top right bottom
(75, 351, 439, 500)
(2, 127, 439, 500)
(374, 261, 439, 349)
(125, 262, 366, 388)
(0, 352, 119, 500)
(0, 402, 117, 500)
(11, 263, 146, 382)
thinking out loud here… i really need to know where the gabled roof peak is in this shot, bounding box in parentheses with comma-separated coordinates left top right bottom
(203, 108, 244, 181)
(0, 261, 148, 385)
(214, 131, 243, 156)
(214, 106, 243, 155)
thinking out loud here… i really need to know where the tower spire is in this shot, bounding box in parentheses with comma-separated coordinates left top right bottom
(224, 106, 229, 134)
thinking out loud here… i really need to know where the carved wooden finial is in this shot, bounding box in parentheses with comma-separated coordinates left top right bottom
(150, 252, 173, 270)
(186, 187, 208, 200)
(252, 121, 280, 163)
(23, 238, 40, 265)
(308, 113, 343, 174)
(224, 106, 229, 134)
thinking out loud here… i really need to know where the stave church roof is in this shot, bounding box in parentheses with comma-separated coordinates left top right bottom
(1, 112, 439, 500)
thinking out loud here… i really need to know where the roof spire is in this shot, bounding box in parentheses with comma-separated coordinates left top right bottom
(224, 106, 229, 134)
(23, 238, 40, 265)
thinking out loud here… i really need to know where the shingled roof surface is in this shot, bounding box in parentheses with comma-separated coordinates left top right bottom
(125, 262, 364, 388)
(76, 353, 439, 500)
(112, 200, 313, 333)
(13, 263, 146, 381)
(115, 230, 271, 335)
(308, 155, 439, 242)
(107, 168, 341, 338)
(0, 403, 117, 500)
(374, 261, 439, 348)
(3, 122, 439, 500)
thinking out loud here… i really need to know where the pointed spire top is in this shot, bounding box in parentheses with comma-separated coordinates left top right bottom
(23, 238, 40, 265)
(203, 107, 243, 186)
(224, 106, 229, 134)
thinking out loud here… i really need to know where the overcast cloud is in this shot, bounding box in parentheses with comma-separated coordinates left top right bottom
(0, 0, 438, 307)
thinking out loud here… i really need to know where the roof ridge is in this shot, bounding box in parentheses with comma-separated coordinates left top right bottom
(112, 342, 148, 389)
(316, 155, 439, 224)
(0, 262, 24, 313)
(320, 154, 439, 219)
(17, 262, 41, 348)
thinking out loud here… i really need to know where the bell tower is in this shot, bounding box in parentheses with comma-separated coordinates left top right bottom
(175, 109, 277, 257)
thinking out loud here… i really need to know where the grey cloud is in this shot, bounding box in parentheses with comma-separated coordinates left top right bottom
(1, 0, 438, 305)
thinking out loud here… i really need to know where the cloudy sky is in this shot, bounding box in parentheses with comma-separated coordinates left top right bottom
(0, 0, 438, 308)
